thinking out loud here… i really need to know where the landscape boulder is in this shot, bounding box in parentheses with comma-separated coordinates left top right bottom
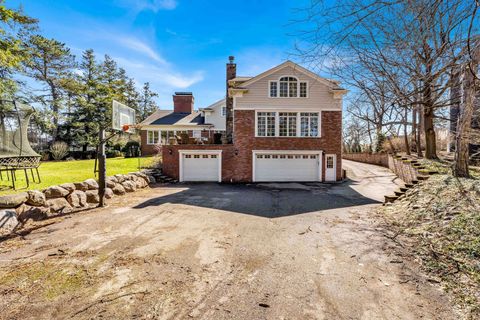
(67, 190, 87, 208)
(146, 175, 156, 184)
(0, 210, 19, 234)
(26, 190, 46, 207)
(104, 188, 114, 199)
(15, 204, 49, 222)
(84, 179, 99, 190)
(59, 183, 76, 193)
(74, 181, 89, 191)
(46, 198, 72, 214)
(112, 183, 126, 195)
(122, 180, 136, 192)
(106, 177, 116, 188)
(44, 186, 69, 199)
(135, 178, 148, 189)
(85, 190, 100, 203)
(114, 174, 126, 183)
(0, 192, 28, 209)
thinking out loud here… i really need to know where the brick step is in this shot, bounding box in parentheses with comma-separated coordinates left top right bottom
(404, 183, 415, 188)
(400, 187, 409, 192)
(394, 190, 405, 197)
(411, 180, 419, 184)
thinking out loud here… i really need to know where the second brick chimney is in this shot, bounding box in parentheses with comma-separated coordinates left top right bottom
(173, 92, 194, 113)
(225, 56, 236, 143)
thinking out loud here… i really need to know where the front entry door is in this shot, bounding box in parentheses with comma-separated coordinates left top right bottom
(325, 154, 336, 181)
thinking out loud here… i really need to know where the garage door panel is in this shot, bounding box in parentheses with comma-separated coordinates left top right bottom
(181, 153, 221, 182)
(254, 153, 320, 182)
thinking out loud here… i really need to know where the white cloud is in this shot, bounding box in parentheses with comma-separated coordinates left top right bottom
(114, 57, 204, 89)
(116, 37, 167, 65)
(117, 0, 178, 12)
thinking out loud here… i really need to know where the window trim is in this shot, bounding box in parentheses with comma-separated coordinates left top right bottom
(147, 130, 159, 145)
(268, 77, 309, 99)
(255, 110, 321, 138)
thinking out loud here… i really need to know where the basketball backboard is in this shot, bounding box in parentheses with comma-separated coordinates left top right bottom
(112, 100, 136, 133)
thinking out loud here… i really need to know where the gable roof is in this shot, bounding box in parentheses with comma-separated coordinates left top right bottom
(139, 110, 208, 127)
(238, 61, 343, 89)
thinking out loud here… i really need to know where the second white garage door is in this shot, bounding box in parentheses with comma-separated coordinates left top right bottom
(180, 151, 222, 182)
(253, 151, 321, 182)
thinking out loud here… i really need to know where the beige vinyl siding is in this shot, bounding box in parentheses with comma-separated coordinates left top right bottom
(234, 65, 341, 110)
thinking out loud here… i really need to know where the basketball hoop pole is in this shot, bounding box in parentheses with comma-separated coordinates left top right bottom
(98, 128, 106, 207)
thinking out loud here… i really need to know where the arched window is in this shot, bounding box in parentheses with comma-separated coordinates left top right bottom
(279, 77, 297, 97)
(269, 76, 307, 98)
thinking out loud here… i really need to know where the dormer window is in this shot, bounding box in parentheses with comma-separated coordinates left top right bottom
(269, 77, 308, 98)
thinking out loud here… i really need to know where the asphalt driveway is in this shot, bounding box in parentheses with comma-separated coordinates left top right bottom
(0, 160, 456, 319)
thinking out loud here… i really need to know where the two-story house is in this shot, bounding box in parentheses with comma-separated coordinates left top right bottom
(161, 57, 346, 182)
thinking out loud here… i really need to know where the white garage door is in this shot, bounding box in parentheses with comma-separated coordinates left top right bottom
(180, 152, 221, 182)
(253, 152, 321, 182)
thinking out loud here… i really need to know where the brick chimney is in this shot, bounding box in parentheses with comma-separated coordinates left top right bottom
(173, 92, 194, 113)
(225, 56, 236, 143)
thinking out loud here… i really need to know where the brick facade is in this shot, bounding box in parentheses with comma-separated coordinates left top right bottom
(162, 110, 343, 182)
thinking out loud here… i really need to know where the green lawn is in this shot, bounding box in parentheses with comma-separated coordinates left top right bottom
(0, 157, 156, 196)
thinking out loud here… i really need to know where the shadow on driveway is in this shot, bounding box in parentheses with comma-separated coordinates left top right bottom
(133, 180, 379, 218)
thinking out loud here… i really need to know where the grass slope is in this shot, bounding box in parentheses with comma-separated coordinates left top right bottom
(381, 175, 480, 318)
(0, 157, 154, 196)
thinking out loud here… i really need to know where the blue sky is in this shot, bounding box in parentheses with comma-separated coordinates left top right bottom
(11, 0, 314, 109)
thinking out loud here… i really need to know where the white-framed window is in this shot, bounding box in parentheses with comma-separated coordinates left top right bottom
(256, 111, 321, 138)
(147, 130, 159, 144)
(269, 81, 277, 97)
(300, 112, 319, 137)
(269, 77, 308, 98)
(222, 106, 226, 116)
(326, 156, 334, 168)
(192, 130, 201, 138)
(279, 112, 297, 137)
(300, 82, 307, 97)
(257, 112, 276, 136)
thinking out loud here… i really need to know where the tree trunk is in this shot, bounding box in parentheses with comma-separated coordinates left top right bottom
(416, 104, 423, 157)
(411, 106, 417, 152)
(423, 78, 437, 159)
(404, 107, 410, 155)
(454, 45, 479, 177)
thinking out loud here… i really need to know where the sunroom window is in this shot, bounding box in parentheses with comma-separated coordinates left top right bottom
(147, 130, 159, 144)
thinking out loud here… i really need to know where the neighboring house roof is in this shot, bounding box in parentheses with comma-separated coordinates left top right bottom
(199, 98, 226, 112)
(139, 110, 210, 127)
(238, 60, 345, 90)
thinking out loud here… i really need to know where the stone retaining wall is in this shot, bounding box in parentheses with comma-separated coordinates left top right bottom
(0, 171, 157, 235)
(343, 153, 420, 184)
(343, 153, 389, 167)
(387, 156, 419, 184)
